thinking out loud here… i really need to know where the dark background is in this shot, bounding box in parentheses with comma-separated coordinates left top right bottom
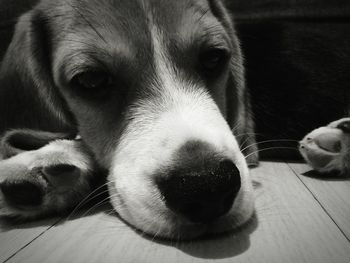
(0, 0, 349, 159)
(230, 0, 350, 159)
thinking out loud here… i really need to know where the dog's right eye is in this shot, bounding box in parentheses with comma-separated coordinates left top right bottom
(199, 48, 230, 75)
(71, 71, 113, 92)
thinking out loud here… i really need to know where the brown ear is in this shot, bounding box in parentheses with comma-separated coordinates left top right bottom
(208, 0, 259, 166)
(227, 78, 259, 167)
(225, 46, 258, 167)
(0, 9, 75, 134)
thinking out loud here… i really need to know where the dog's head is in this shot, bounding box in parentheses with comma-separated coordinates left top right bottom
(3, 0, 256, 239)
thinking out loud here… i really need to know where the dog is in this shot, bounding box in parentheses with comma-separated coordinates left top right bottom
(0, 0, 349, 240)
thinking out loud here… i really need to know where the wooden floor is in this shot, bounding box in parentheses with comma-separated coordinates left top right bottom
(1, 161, 350, 263)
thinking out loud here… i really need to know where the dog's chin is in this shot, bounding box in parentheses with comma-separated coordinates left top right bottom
(107, 173, 255, 241)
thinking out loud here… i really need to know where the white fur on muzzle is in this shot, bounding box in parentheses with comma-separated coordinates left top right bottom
(107, 85, 254, 239)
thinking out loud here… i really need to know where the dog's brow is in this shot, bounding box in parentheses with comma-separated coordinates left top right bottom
(190, 3, 211, 24)
(71, 4, 107, 44)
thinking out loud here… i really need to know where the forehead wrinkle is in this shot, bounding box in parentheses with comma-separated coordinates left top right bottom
(179, 1, 231, 46)
(59, 0, 152, 63)
(70, 0, 143, 27)
(55, 2, 152, 78)
(179, 17, 229, 49)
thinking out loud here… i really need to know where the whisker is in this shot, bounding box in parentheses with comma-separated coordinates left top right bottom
(244, 146, 298, 159)
(79, 193, 119, 219)
(239, 135, 255, 149)
(104, 208, 122, 218)
(66, 181, 114, 220)
(241, 139, 299, 152)
(230, 122, 241, 134)
(67, 188, 111, 219)
(152, 225, 163, 242)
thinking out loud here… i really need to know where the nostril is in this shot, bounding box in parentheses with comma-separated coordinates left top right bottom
(183, 202, 202, 215)
(219, 159, 241, 181)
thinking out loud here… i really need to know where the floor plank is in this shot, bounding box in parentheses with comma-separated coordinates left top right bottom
(0, 218, 60, 262)
(3, 162, 350, 263)
(288, 162, 350, 240)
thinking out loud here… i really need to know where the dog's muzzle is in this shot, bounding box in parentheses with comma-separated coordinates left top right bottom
(107, 87, 254, 239)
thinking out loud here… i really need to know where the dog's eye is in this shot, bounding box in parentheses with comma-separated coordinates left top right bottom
(200, 48, 229, 72)
(71, 71, 112, 91)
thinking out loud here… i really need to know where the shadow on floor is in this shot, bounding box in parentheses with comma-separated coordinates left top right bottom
(1, 182, 259, 260)
(302, 170, 350, 181)
(172, 214, 258, 259)
(125, 213, 259, 260)
(0, 184, 111, 231)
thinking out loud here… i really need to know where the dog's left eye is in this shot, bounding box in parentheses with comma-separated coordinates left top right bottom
(199, 48, 230, 72)
(71, 71, 113, 91)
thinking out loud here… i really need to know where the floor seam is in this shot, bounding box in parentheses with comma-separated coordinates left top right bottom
(286, 162, 350, 243)
(3, 218, 63, 263)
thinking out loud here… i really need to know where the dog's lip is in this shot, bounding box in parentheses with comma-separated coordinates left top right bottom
(109, 190, 250, 241)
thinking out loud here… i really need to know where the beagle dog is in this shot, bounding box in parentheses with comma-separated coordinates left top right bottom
(0, 0, 349, 240)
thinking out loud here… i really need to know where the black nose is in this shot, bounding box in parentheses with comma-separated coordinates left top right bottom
(156, 145, 241, 223)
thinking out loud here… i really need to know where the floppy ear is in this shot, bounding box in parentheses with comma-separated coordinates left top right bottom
(226, 73, 259, 167)
(228, 40, 259, 167)
(0, 9, 76, 134)
(208, 0, 259, 166)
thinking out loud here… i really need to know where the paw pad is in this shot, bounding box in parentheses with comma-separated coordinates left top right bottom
(314, 133, 342, 153)
(42, 164, 80, 188)
(0, 180, 43, 207)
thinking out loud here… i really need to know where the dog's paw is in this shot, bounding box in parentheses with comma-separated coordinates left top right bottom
(0, 139, 95, 219)
(0, 129, 75, 160)
(299, 118, 350, 175)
